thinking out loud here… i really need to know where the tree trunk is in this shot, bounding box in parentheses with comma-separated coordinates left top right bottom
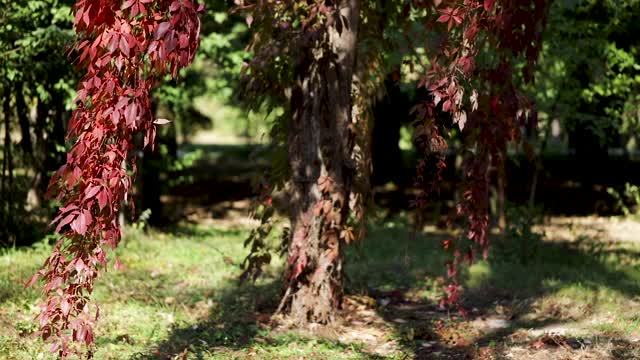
(2, 85, 14, 246)
(371, 75, 408, 186)
(14, 82, 33, 156)
(284, 0, 360, 324)
(496, 157, 506, 231)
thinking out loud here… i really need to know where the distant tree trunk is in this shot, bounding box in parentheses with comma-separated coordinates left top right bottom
(140, 128, 177, 227)
(140, 99, 176, 226)
(284, 0, 360, 324)
(46, 90, 67, 175)
(14, 82, 33, 156)
(29, 90, 67, 203)
(2, 85, 14, 245)
(496, 154, 506, 231)
(371, 76, 408, 186)
(141, 145, 162, 225)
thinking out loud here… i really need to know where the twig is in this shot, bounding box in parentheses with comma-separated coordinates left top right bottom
(274, 285, 292, 317)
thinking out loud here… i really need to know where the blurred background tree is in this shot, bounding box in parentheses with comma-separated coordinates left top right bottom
(519, 0, 640, 214)
(0, 0, 77, 246)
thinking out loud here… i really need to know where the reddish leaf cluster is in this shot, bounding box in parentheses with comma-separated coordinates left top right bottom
(27, 0, 203, 356)
(411, 0, 548, 306)
(236, 0, 347, 99)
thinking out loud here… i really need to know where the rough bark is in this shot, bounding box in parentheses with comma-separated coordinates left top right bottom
(284, 0, 360, 324)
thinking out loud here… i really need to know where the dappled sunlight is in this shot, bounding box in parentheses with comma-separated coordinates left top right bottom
(3, 214, 640, 359)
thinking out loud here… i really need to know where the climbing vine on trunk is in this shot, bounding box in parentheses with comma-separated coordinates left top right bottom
(240, 0, 549, 316)
(238, 0, 361, 324)
(27, 0, 203, 356)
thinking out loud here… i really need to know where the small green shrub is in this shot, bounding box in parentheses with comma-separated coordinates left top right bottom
(607, 183, 640, 219)
(493, 205, 544, 264)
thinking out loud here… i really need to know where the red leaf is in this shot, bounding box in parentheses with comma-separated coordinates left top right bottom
(115, 56, 123, 71)
(85, 185, 100, 199)
(170, 1, 180, 11)
(97, 191, 108, 210)
(50, 341, 62, 354)
(55, 213, 77, 234)
(125, 103, 137, 126)
(74, 7, 84, 25)
(83, 5, 91, 26)
(139, 2, 147, 15)
(115, 96, 129, 110)
(148, 40, 158, 54)
(65, 167, 82, 188)
(126, 34, 137, 52)
(45, 277, 63, 292)
(106, 79, 115, 93)
(84, 327, 94, 345)
(108, 34, 119, 53)
(443, 99, 452, 112)
(25, 272, 42, 288)
(106, 151, 117, 163)
(179, 34, 188, 49)
(60, 204, 79, 214)
(111, 109, 120, 125)
(61, 299, 71, 316)
(437, 15, 450, 23)
(75, 258, 85, 274)
(165, 32, 177, 52)
(131, 3, 139, 18)
(119, 36, 130, 55)
(71, 211, 87, 235)
(144, 125, 157, 148)
(122, 0, 136, 10)
(76, 326, 86, 342)
(484, 0, 495, 11)
(155, 22, 171, 40)
(83, 209, 93, 228)
(89, 43, 97, 61)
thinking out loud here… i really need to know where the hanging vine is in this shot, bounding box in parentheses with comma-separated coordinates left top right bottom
(26, 0, 203, 356)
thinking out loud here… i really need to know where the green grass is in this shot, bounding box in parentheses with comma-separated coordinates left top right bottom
(0, 225, 387, 359)
(2, 216, 640, 359)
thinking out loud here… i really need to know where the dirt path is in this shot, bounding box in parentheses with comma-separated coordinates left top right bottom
(539, 216, 640, 244)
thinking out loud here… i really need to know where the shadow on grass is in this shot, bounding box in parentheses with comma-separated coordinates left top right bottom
(128, 280, 278, 359)
(345, 218, 640, 358)
(436, 236, 640, 358)
(128, 278, 388, 359)
(126, 216, 640, 359)
(122, 224, 386, 359)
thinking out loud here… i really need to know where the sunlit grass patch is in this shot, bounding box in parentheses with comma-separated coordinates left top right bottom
(2, 216, 640, 359)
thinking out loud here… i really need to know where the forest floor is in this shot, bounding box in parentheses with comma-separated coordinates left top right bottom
(2, 210, 640, 359)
